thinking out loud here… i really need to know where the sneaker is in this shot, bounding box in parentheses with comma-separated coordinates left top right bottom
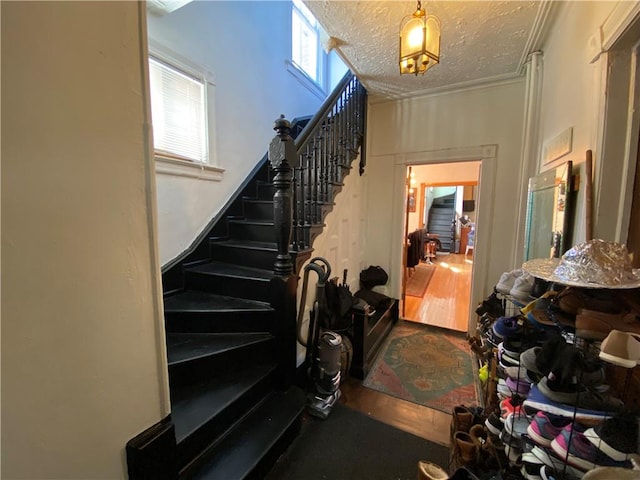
(504, 366, 533, 383)
(526, 411, 572, 448)
(493, 315, 524, 339)
(531, 445, 584, 477)
(510, 273, 536, 303)
(475, 291, 505, 318)
(599, 329, 640, 368)
(500, 395, 535, 422)
(484, 326, 503, 348)
(523, 384, 612, 424)
(537, 377, 624, 412)
(485, 412, 504, 436)
(583, 413, 639, 462)
(521, 339, 605, 387)
(520, 452, 544, 480)
(506, 376, 532, 397)
(500, 429, 522, 463)
(551, 423, 631, 471)
(504, 411, 534, 439)
(497, 269, 523, 295)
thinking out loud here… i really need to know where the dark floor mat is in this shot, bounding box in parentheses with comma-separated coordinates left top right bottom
(265, 403, 450, 480)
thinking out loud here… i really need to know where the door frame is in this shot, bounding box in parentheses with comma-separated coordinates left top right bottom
(391, 145, 497, 333)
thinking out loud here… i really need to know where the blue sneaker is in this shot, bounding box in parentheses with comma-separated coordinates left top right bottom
(492, 315, 523, 339)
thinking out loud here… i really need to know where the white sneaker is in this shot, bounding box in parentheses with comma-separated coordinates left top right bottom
(496, 269, 523, 295)
(510, 273, 535, 303)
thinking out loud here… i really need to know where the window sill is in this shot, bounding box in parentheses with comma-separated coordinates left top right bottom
(155, 156, 224, 181)
(286, 60, 325, 100)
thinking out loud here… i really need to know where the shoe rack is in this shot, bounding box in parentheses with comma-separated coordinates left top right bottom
(473, 285, 640, 480)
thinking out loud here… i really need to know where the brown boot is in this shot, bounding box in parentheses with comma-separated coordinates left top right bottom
(451, 406, 474, 435)
(453, 431, 478, 467)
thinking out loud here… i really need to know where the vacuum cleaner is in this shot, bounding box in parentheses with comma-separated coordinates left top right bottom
(296, 257, 344, 419)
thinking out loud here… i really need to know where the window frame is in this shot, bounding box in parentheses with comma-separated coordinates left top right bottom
(148, 40, 223, 181)
(289, 0, 327, 98)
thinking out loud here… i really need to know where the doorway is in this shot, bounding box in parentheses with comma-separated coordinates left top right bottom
(402, 162, 480, 333)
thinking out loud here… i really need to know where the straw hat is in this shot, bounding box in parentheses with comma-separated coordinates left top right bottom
(522, 239, 640, 289)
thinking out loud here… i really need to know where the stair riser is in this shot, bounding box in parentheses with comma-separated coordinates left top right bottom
(185, 273, 271, 302)
(177, 370, 277, 474)
(165, 310, 274, 334)
(243, 416, 302, 480)
(169, 338, 276, 392)
(209, 244, 276, 270)
(256, 183, 276, 201)
(228, 222, 276, 243)
(243, 201, 274, 221)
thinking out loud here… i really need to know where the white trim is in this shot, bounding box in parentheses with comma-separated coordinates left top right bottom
(137, 3, 172, 417)
(155, 156, 225, 181)
(593, 6, 640, 243)
(601, 2, 640, 52)
(517, 1, 556, 74)
(369, 74, 524, 105)
(147, 38, 219, 170)
(390, 145, 497, 334)
(286, 60, 325, 100)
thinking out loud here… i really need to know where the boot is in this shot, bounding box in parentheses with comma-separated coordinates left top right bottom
(416, 460, 448, 480)
(451, 406, 474, 435)
(450, 431, 477, 471)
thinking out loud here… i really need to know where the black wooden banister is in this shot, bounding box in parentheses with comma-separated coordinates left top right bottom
(269, 72, 366, 274)
(294, 72, 355, 148)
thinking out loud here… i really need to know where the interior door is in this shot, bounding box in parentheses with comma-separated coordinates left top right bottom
(401, 166, 412, 317)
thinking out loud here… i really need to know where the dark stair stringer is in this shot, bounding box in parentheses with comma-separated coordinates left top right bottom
(126, 73, 368, 480)
(428, 193, 455, 252)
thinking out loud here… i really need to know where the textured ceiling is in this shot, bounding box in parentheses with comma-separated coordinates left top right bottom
(305, 1, 554, 100)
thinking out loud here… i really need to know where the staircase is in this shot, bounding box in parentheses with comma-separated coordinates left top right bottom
(126, 73, 367, 479)
(428, 193, 455, 252)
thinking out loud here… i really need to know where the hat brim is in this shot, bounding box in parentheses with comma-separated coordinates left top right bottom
(522, 258, 640, 289)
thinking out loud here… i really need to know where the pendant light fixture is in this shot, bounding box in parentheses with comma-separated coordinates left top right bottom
(399, 1, 441, 75)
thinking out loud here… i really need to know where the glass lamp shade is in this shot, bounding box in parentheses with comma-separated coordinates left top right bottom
(399, 8, 441, 75)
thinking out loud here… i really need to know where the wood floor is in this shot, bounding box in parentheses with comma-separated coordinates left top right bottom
(403, 253, 473, 332)
(338, 253, 473, 449)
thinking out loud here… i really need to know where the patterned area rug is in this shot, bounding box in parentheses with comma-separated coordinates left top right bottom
(405, 263, 436, 297)
(363, 321, 479, 413)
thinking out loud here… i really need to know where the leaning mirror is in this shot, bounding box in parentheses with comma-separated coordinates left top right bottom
(523, 161, 573, 261)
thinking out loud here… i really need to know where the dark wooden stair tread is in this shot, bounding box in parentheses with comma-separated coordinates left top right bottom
(190, 387, 305, 480)
(211, 239, 277, 250)
(167, 333, 273, 365)
(172, 362, 278, 442)
(186, 261, 274, 280)
(164, 290, 272, 313)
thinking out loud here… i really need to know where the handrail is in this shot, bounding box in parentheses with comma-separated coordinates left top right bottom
(282, 72, 367, 255)
(294, 72, 355, 150)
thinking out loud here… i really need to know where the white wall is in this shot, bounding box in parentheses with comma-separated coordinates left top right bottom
(365, 80, 526, 306)
(296, 157, 368, 364)
(2, 2, 167, 478)
(147, 1, 330, 266)
(538, 1, 637, 245)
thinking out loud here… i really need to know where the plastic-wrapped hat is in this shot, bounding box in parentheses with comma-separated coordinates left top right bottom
(522, 239, 640, 289)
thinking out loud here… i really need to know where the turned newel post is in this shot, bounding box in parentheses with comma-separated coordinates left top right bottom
(269, 115, 295, 276)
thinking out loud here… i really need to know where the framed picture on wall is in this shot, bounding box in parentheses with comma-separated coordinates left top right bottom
(408, 189, 416, 212)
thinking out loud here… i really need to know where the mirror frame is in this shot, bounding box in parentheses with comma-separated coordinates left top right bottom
(523, 161, 573, 261)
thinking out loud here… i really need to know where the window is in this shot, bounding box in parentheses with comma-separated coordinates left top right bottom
(149, 56, 207, 163)
(291, 0, 324, 88)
